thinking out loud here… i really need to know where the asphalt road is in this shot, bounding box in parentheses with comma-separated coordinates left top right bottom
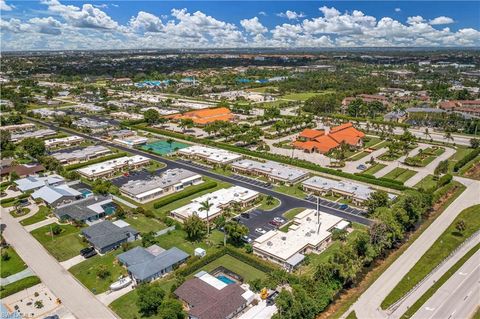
(1, 207, 117, 319)
(28, 118, 372, 228)
(412, 248, 480, 319)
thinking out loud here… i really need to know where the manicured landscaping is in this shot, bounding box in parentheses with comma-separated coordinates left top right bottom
(382, 168, 417, 183)
(20, 206, 51, 226)
(283, 207, 307, 220)
(274, 183, 305, 199)
(195, 254, 267, 281)
(349, 151, 371, 161)
(363, 163, 386, 175)
(414, 174, 437, 190)
(447, 147, 475, 173)
(0, 246, 27, 278)
(0, 276, 41, 298)
(363, 137, 382, 149)
(69, 250, 129, 294)
(400, 242, 480, 319)
(381, 204, 480, 309)
(31, 224, 88, 262)
(257, 195, 280, 211)
(404, 146, 444, 167)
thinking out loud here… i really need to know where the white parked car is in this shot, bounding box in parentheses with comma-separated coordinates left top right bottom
(255, 227, 266, 234)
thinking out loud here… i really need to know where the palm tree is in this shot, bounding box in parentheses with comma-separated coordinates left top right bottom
(424, 128, 431, 140)
(444, 131, 454, 144)
(199, 200, 213, 236)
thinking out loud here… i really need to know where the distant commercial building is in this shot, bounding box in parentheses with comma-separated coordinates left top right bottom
(77, 155, 150, 180)
(177, 145, 243, 164)
(51, 145, 111, 165)
(231, 159, 309, 185)
(45, 136, 84, 148)
(120, 169, 202, 203)
(253, 209, 347, 271)
(113, 135, 149, 148)
(439, 100, 480, 117)
(302, 176, 395, 205)
(174, 271, 255, 319)
(82, 220, 139, 253)
(117, 245, 189, 283)
(171, 186, 259, 222)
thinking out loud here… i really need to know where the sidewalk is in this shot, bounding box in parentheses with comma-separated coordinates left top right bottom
(24, 217, 56, 232)
(0, 267, 35, 286)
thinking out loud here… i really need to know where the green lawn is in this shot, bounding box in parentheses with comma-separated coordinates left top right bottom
(20, 206, 51, 226)
(381, 204, 480, 309)
(0, 276, 41, 298)
(110, 278, 176, 319)
(124, 215, 166, 233)
(283, 207, 307, 220)
(154, 229, 224, 256)
(363, 137, 382, 149)
(363, 163, 387, 175)
(404, 146, 445, 167)
(0, 246, 27, 278)
(257, 196, 280, 211)
(194, 254, 266, 282)
(282, 91, 334, 101)
(31, 224, 88, 261)
(382, 168, 417, 183)
(69, 250, 129, 294)
(414, 175, 437, 190)
(273, 183, 306, 199)
(349, 151, 371, 161)
(447, 147, 474, 173)
(400, 243, 480, 319)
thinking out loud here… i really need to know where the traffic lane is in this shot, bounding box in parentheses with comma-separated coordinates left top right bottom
(29, 118, 372, 226)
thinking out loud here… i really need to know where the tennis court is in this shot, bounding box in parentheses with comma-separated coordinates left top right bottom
(141, 140, 189, 155)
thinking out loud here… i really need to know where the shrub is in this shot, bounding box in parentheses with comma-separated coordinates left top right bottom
(454, 148, 480, 172)
(437, 174, 453, 188)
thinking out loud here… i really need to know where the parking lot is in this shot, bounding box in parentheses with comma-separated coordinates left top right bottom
(230, 174, 273, 189)
(303, 195, 366, 216)
(110, 167, 168, 187)
(176, 159, 212, 170)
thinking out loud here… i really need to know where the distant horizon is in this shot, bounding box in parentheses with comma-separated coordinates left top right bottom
(1, 1, 479, 51)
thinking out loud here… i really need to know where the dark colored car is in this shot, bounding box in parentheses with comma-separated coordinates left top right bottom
(269, 220, 281, 227)
(80, 247, 94, 256)
(241, 212, 250, 219)
(83, 250, 97, 259)
(266, 291, 279, 305)
(339, 204, 349, 210)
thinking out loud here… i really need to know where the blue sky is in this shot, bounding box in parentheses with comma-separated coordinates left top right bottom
(1, 1, 479, 50)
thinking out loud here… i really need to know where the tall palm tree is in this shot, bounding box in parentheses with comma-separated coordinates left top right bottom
(199, 200, 213, 236)
(424, 128, 431, 140)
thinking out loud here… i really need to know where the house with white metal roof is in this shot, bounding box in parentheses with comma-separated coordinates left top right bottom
(14, 174, 65, 192)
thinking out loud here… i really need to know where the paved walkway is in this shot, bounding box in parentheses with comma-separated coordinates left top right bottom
(60, 254, 86, 270)
(24, 217, 56, 232)
(17, 202, 40, 221)
(1, 206, 118, 319)
(388, 231, 480, 318)
(0, 267, 35, 285)
(349, 177, 480, 319)
(97, 284, 135, 306)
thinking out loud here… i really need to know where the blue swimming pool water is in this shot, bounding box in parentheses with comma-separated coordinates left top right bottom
(216, 275, 235, 285)
(79, 188, 93, 198)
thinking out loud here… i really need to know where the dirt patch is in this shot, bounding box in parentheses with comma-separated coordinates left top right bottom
(464, 162, 480, 179)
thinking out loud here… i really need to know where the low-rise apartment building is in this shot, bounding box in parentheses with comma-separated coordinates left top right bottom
(231, 159, 309, 185)
(120, 169, 202, 203)
(77, 155, 150, 180)
(177, 145, 243, 164)
(171, 186, 259, 222)
(0, 123, 35, 133)
(51, 145, 111, 164)
(11, 129, 56, 143)
(45, 136, 84, 148)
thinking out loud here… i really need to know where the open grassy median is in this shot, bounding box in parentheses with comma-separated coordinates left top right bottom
(0, 246, 27, 278)
(400, 242, 480, 319)
(381, 204, 480, 310)
(363, 163, 386, 175)
(0, 276, 41, 298)
(382, 168, 417, 183)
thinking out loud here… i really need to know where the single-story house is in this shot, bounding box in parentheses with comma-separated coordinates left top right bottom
(31, 184, 82, 207)
(14, 174, 65, 192)
(54, 195, 116, 222)
(82, 220, 139, 253)
(0, 164, 45, 181)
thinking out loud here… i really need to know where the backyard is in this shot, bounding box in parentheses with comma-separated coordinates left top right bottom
(195, 254, 267, 282)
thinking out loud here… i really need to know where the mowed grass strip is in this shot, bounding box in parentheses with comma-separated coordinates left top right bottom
(20, 206, 51, 226)
(363, 163, 386, 175)
(0, 246, 27, 278)
(0, 276, 41, 298)
(31, 224, 87, 262)
(381, 204, 480, 309)
(383, 168, 417, 183)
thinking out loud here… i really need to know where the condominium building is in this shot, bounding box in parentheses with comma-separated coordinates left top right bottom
(51, 145, 112, 165)
(77, 155, 150, 180)
(231, 159, 309, 185)
(113, 135, 149, 147)
(0, 123, 35, 133)
(170, 186, 259, 222)
(177, 145, 242, 164)
(120, 169, 202, 203)
(11, 129, 56, 143)
(253, 209, 348, 271)
(45, 136, 84, 148)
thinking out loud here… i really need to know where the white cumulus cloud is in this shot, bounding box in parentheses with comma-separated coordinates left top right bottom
(429, 16, 454, 25)
(0, 0, 14, 11)
(240, 17, 267, 34)
(277, 10, 306, 20)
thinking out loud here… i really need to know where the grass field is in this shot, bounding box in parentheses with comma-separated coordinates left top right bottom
(381, 204, 480, 309)
(154, 229, 224, 256)
(282, 91, 334, 101)
(194, 254, 267, 282)
(31, 224, 88, 262)
(0, 276, 41, 298)
(274, 183, 305, 199)
(20, 206, 51, 226)
(382, 168, 417, 183)
(447, 147, 474, 173)
(0, 246, 27, 278)
(283, 207, 307, 220)
(400, 242, 480, 319)
(69, 250, 129, 294)
(349, 151, 371, 161)
(363, 163, 387, 175)
(414, 175, 437, 190)
(124, 215, 166, 233)
(363, 137, 382, 149)
(258, 196, 281, 211)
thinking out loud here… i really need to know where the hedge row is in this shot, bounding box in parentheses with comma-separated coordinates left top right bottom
(431, 180, 460, 203)
(437, 174, 453, 188)
(453, 148, 480, 172)
(136, 125, 408, 191)
(65, 152, 128, 171)
(225, 246, 278, 274)
(177, 249, 227, 277)
(153, 181, 217, 209)
(0, 276, 41, 299)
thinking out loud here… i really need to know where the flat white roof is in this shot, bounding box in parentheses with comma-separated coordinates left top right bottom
(52, 145, 111, 162)
(232, 159, 308, 182)
(172, 186, 258, 220)
(114, 136, 148, 145)
(253, 209, 343, 262)
(45, 135, 84, 147)
(77, 155, 149, 176)
(178, 145, 242, 164)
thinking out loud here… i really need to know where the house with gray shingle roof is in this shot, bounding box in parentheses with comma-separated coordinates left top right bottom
(54, 195, 116, 222)
(82, 220, 139, 253)
(117, 245, 189, 283)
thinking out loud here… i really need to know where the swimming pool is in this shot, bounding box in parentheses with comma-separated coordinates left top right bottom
(78, 188, 93, 198)
(142, 140, 189, 155)
(216, 275, 235, 285)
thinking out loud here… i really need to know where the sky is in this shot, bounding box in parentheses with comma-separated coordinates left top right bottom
(1, 1, 479, 51)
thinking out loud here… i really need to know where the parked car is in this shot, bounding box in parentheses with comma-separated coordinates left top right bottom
(80, 247, 94, 256)
(269, 220, 280, 227)
(339, 204, 349, 210)
(83, 249, 97, 259)
(240, 212, 250, 219)
(304, 195, 312, 200)
(273, 217, 285, 224)
(255, 227, 267, 235)
(242, 235, 252, 243)
(357, 164, 367, 170)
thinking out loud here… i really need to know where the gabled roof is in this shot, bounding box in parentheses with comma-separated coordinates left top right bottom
(32, 184, 81, 204)
(330, 122, 353, 133)
(82, 220, 138, 250)
(329, 127, 365, 145)
(14, 174, 64, 192)
(313, 135, 340, 153)
(298, 128, 324, 139)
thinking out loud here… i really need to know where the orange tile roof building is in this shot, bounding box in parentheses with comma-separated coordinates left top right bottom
(169, 107, 233, 125)
(293, 123, 365, 154)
